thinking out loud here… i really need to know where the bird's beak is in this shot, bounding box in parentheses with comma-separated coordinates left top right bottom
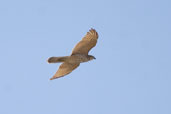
(94, 57, 96, 59)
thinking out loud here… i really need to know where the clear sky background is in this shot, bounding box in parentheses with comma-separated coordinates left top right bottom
(0, 0, 171, 114)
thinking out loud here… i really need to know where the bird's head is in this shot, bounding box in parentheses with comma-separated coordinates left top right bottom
(88, 55, 96, 60)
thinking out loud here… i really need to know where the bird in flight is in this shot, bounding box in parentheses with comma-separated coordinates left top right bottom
(47, 28, 98, 80)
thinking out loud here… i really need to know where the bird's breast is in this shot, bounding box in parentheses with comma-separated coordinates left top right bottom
(67, 54, 90, 63)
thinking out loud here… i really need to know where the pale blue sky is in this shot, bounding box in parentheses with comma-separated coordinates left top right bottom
(0, 0, 171, 114)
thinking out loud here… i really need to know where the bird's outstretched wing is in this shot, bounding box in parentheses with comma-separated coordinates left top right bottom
(50, 62, 80, 80)
(71, 28, 98, 55)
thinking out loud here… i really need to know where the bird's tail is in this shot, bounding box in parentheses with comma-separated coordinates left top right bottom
(47, 56, 69, 63)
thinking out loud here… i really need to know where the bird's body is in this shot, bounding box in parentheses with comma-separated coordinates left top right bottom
(47, 28, 98, 80)
(67, 54, 95, 63)
(48, 54, 94, 64)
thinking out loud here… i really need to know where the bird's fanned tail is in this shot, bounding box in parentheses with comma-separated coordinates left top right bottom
(47, 56, 69, 63)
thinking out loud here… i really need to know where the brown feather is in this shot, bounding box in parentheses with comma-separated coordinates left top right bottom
(71, 28, 98, 55)
(50, 62, 80, 80)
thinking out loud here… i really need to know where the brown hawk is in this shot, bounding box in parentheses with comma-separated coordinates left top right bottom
(47, 28, 98, 80)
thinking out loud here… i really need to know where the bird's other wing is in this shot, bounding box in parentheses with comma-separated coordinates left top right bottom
(50, 62, 80, 80)
(71, 28, 98, 55)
